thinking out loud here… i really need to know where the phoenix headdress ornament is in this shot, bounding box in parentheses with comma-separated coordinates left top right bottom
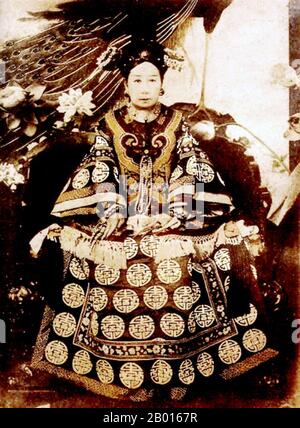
(96, 39, 185, 78)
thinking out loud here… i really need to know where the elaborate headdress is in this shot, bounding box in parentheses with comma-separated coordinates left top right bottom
(97, 39, 184, 79)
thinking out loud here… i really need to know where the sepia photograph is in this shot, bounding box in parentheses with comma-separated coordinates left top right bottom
(0, 0, 299, 410)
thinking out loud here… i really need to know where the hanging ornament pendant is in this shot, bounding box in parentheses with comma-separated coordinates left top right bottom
(135, 154, 153, 215)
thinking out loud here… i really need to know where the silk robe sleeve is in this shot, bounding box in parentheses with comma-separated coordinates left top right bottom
(51, 119, 126, 220)
(168, 127, 235, 232)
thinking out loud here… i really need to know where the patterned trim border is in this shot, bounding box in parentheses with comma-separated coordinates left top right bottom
(219, 348, 279, 380)
(54, 207, 99, 217)
(31, 305, 55, 365)
(31, 305, 129, 399)
(55, 186, 96, 204)
(31, 360, 129, 399)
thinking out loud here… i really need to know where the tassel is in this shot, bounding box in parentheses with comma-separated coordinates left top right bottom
(59, 226, 79, 253)
(155, 237, 196, 263)
(193, 238, 216, 261)
(91, 241, 127, 269)
(59, 226, 127, 270)
(154, 233, 218, 262)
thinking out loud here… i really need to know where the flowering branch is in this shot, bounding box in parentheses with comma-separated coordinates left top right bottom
(190, 117, 290, 174)
(271, 61, 300, 147)
(219, 122, 289, 173)
(0, 82, 50, 138)
(55, 88, 95, 129)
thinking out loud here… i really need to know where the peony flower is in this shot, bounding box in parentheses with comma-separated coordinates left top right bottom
(0, 85, 27, 109)
(225, 124, 250, 142)
(190, 120, 215, 141)
(57, 88, 95, 123)
(0, 162, 25, 191)
(0, 83, 48, 138)
(271, 63, 300, 88)
(284, 113, 300, 141)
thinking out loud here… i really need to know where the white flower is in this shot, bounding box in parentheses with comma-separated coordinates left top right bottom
(271, 63, 300, 88)
(57, 89, 95, 123)
(27, 142, 39, 151)
(190, 120, 215, 141)
(0, 162, 25, 190)
(0, 85, 26, 109)
(225, 125, 249, 142)
(284, 113, 300, 141)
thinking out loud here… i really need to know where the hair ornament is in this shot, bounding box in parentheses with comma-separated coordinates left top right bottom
(96, 46, 119, 71)
(94, 40, 185, 78)
(164, 47, 185, 72)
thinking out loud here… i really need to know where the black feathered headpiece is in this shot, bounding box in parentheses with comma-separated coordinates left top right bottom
(98, 39, 184, 79)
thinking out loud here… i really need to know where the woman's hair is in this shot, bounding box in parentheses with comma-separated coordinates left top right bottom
(104, 39, 168, 79)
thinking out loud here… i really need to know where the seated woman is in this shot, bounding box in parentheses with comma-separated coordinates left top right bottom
(29, 39, 278, 401)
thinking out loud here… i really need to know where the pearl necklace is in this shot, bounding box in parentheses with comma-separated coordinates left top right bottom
(127, 103, 161, 123)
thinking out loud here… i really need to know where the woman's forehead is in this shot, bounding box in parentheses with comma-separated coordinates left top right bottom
(129, 61, 161, 76)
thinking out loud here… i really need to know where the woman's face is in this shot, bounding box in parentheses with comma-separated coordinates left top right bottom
(126, 61, 162, 109)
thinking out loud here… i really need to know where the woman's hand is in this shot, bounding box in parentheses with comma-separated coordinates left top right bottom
(224, 220, 264, 257)
(127, 214, 181, 236)
(30, 223, 62, 258)
(152, 214, 181, 233)
(102, 214, 125, 239)
(91, 213, 125, 247)
(224, 221, 240, 238)
(47, 224, 63, 242)
(127, 215, 153, 236)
